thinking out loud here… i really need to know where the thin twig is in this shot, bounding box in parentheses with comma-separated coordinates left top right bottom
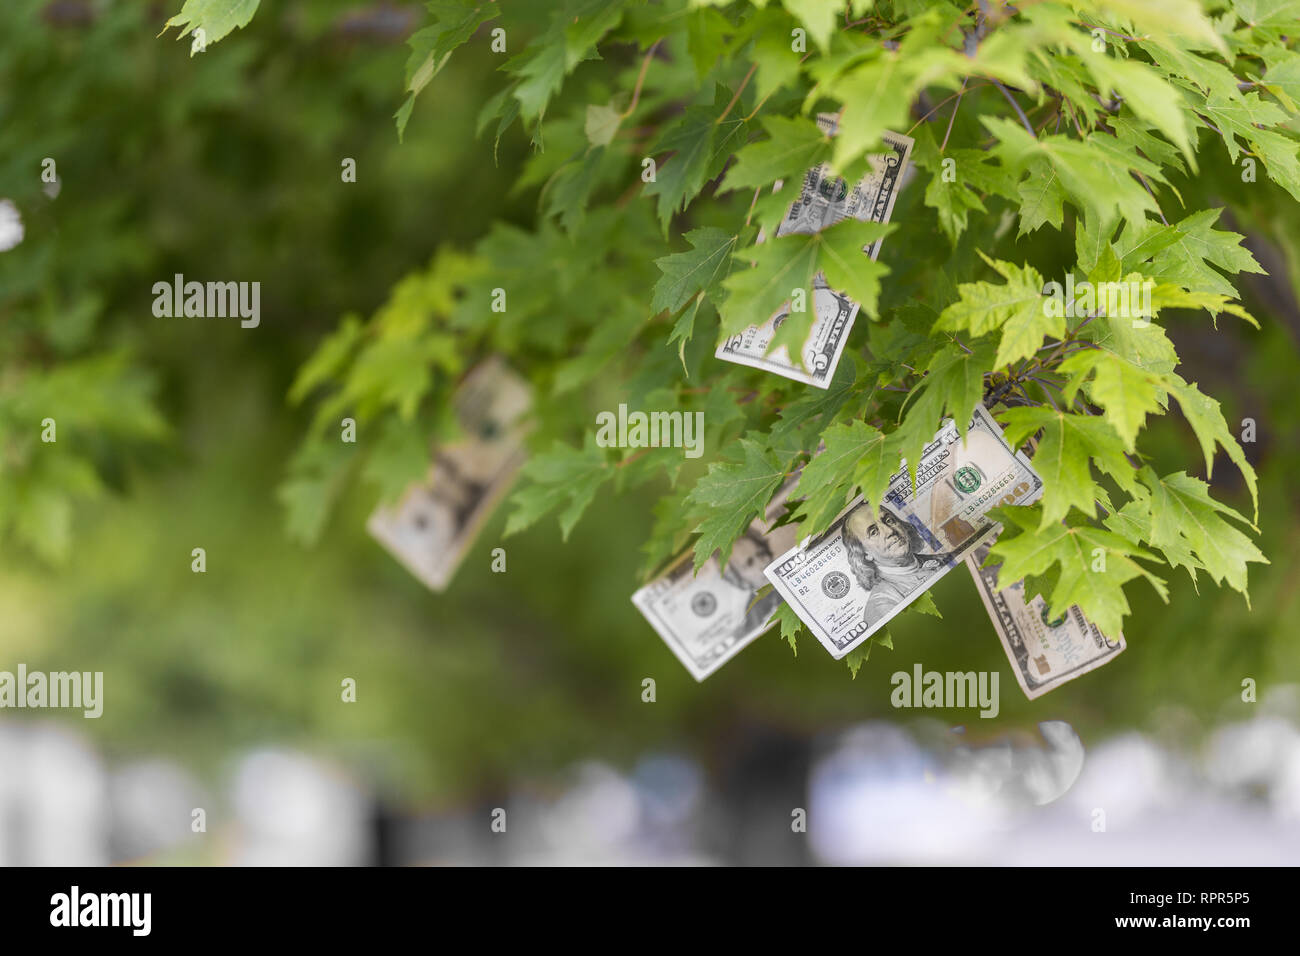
(1134, 171, 1169, 225)
(991, 79, 1035, 137)
(1019, 378, 1057, 410)
(743, 53, 813, 122)
(941, 77, 969, 152)
(744, 186, 761, 227)
(907, 80, 986, 136)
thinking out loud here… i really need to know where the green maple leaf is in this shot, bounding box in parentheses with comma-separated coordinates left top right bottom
(1082, 51, 1195, 162)
(719, 217, 893, 343)
(403, 2, 499, 108)
(1233, 0, 1300, 28)
(987, 119, 1161, 231)
(774, 601, 803, 656)
(914, 133, 1018, 242)
(720, 115, 830, 192)
(510, 41, 567, 122)
(505, 436, 613, 541)
(1115, 209, 1264, 298)
(1094, 0, 1224, 50)
(998, 406, 1137, 530)
(638, 486, 695, 580)
(646, 106, 716, 224)
(752, 9, 806, 101)
(653, 227, 740, 366)
(686, 438, 786, 570)
(844, 631, 893, 679)
(652, 227, 739, 315)
(1112, 116, 1190, 179)
(686, 6, 729, 81)
(1197, 91, 1300, 200)
(1166, 375, 1260, 521)
(1080, 315, 1179, 377)
(925, 163, 987, 244)
(1143, 43, 1243, 101)
(507, 0, 625, 123)
(162, 0, 260, 51)
(1138, 469, 1266, 596)
(1197, 92, 1289, 158)
(988, 509, 1167, 640)
(790, 420, 901, 536)
(823, 54, 918, 172)
(1017, 158, 1067, 235)
(892, 340, 996, 489)
(1258, 45, 1300, 109)
(1103, 489, 1204, 585)
(1149, 285, 1258, 326)
(935, 253, 1056, 369)
(781, 0, 841, 53)
(362, 417, 436, 508)
(645, 93, 749, 228)
(584, 102, 622, 147)
(1059, 348, 1165, 453)
(769, 354, 875, 458)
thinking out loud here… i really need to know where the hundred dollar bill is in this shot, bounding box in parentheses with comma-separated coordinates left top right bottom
(764, 405, 1042, 660)
(367, 358, 531, 591)
(716, 113, 914, 389)
(967, 537, 1126, 699)
(632, 481, 800, 681)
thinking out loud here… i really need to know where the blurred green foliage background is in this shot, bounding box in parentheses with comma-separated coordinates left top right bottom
(1, 0, 1297, 805)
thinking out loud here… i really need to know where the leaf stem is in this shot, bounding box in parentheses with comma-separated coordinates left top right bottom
(717, 62, 758, 125)
(622, 40, 662, 119)
(940, 77, 969, 152)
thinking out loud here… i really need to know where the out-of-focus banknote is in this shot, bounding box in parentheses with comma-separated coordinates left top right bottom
(967, 537, 1126, 699)
(764, 406, 1042, 660)
(367, 358, 531, 591)
(633, 481, 800, 681)
(716, 113, 913, 389)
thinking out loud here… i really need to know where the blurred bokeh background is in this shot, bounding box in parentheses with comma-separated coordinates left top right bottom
(2, 0, 1299, 864)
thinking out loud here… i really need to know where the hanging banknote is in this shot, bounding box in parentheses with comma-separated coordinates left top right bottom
(966, 537, 1127, 699)
(367, 358, 531, 591)
(716, 113, 914, 389)
(632, 481, 800, 681)
(764, 406, 1041, 660)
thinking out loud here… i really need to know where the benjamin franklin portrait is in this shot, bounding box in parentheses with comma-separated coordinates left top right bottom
(841, 504, 953, 627)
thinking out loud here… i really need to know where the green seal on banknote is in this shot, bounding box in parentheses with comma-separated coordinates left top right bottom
(954, 465, 982, 494)
(818, 176, 848, 202)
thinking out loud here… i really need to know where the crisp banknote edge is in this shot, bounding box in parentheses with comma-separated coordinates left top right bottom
(965, 544, 1127, 700)
(714, 125, 913, 389)
(712, 292, 860, 390)
(764, 508, 1003, 659)
(631, 478, 800, 680)
(763, 406, 1042, 660)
